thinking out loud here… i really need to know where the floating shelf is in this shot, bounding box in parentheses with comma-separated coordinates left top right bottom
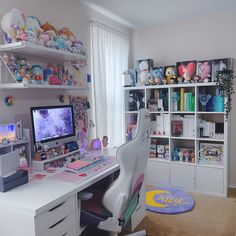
(0, 83, 89, 90)
(0, 41, 87, 61)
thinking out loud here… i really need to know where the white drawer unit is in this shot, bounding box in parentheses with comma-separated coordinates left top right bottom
(196, 166, 224, 195)
(35, 195, 76, 234)
(146, 160, 170, 186)
(39, 211, 77, 236)
(170, 163, 195, 190)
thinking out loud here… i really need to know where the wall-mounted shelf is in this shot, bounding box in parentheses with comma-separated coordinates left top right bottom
(0, 42, 87, 62)
(0, 83, 89, 90)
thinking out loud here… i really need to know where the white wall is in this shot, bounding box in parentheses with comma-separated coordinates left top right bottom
(0, 0, 131, 125)
(132, 10, 236, 186)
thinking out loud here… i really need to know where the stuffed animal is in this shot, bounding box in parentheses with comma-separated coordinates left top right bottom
(198, 61, 211, 83)
(57, 27, 75, 41)
(153, 67, 164, 85)
(40, 21, 57, 38)
(165, 66, 176, 84)
(177, 61, 196, 82)
(25, 16, 41, 43)
(137, 60, 150, 85)
(1, 8, 26, 43)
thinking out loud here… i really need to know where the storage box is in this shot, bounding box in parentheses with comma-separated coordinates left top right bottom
(0, 169, 28, 192)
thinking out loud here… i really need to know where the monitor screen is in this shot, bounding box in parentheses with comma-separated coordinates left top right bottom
(30, 105, 75, 144)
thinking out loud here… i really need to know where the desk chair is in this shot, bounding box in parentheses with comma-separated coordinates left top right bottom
(79, 109, 150, 236)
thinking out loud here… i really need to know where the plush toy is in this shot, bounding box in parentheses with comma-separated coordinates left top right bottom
(165, 66, 176, 84)
(58, 27, 75, 41)
(1, 8, 26, 43)
(25, 16, 41, 43)
(137, 60, 151, 85)
(198, 61, 211, 83)
(40, 21, 57, 39)
(32, 65, 43, 84)
(72, 40, 87, 55)
(177, 61, 196, 82)
(153, 67, 164, 85)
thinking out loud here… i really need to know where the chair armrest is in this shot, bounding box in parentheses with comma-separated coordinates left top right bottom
(78, 192, 93, 201)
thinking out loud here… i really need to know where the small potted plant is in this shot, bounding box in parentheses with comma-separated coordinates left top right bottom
(215, 68, 235, 119)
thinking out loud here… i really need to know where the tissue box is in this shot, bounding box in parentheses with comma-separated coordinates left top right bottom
(0, 170, 28, 192)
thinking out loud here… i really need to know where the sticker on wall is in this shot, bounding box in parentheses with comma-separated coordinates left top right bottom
(5, 95, 15, 106)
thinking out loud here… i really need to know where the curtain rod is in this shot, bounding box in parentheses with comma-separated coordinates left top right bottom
(90, 20, 130, 39)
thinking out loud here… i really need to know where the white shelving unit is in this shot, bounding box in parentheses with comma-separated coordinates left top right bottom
(0, 42, 89, 168)
(124, 83, 229, 197)
(0, 129, 31, 166)
(32, 149, 80, 171)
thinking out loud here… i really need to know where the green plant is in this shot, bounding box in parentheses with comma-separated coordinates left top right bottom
(215, 69, 235, 119)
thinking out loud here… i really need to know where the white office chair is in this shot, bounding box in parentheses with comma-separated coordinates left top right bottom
(79, 109, 150, 236)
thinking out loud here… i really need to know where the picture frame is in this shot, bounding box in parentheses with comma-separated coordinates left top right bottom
(199, 142, 224, 165)
(164, 65, 176, 84)
(211, 58, 231, 82)
(176, 60, 196, 83)
(197, 60, 212, 83)
(136, 59, 154, 85)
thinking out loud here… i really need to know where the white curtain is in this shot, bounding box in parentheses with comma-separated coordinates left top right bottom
(90, 21, 129, 147)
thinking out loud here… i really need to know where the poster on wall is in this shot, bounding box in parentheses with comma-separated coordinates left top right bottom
(69, 96, 90, 130)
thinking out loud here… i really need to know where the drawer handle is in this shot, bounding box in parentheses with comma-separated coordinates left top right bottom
(48, 201, 66, 212)
(49, 217, 66, 229)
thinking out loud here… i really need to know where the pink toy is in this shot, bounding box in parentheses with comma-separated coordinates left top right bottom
(49, 75, 60, 85)
(198, 62, 211, 83)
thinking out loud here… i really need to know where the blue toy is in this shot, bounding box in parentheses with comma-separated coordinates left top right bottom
(153, 67, 164, 85)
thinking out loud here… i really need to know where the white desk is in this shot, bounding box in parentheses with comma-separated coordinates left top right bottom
(0, 148, 120, 236)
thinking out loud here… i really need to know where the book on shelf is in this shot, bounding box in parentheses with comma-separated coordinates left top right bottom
(172, 115, 195, 137)
(171, 120, 183, 136)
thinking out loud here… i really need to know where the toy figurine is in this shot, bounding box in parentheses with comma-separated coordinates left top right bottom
(178, 151, 184, 162)
(185, 75, 192, 83)
(193, 75, 200, 83)
(102, 136, 108, 148)
(172, 147, 179, 161)
(184, 151, 190, 162)
(32, 65, 44, 84)
(177, 76, 184, 84)
(190, 152, 195, 163)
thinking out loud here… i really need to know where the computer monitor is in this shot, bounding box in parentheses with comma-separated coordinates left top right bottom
(30, 105, 75, 145)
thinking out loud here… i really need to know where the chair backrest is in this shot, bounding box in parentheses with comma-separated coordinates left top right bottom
(102, 109, 150, 223)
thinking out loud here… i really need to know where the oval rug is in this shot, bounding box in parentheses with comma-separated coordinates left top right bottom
(146, 187, 195, 214)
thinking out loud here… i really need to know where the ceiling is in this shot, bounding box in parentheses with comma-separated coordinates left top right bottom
(79, 0, 236, 28)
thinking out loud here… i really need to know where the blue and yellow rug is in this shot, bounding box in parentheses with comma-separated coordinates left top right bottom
(146, 187, 195, 214)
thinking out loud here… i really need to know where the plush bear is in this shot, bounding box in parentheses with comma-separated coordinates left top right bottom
(138, 60, 150, 85)
(198, 61, 211, 83)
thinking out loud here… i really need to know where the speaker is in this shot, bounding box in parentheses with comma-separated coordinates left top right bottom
(16, 120, 23, 140)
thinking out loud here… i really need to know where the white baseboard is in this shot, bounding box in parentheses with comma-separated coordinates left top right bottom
(229, 185, 236, 188)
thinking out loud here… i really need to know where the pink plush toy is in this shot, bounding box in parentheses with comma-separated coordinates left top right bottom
(49, 75, 60, 85)
(198, 62, 211, 83)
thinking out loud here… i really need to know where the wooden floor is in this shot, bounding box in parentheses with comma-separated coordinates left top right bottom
(123, 188, 236, 236)
(82, 189, 236, 236)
